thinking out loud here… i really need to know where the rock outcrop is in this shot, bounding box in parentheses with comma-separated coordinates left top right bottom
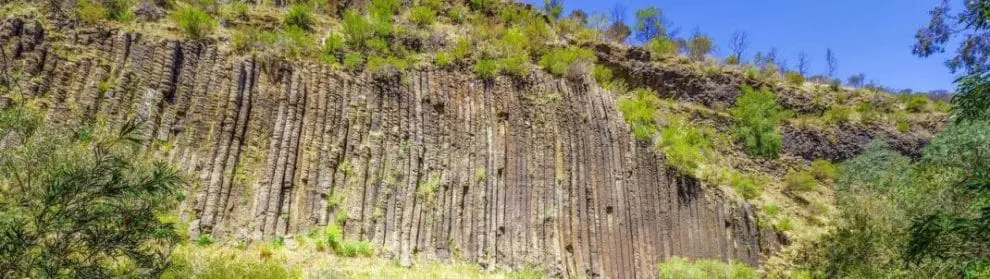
(0, 18, 780, 278)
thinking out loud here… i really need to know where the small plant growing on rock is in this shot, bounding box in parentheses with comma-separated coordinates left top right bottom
(171, 5, 217, 39)
(810, 159, 838, 181)
(474, 59, 499, 79)
(284, 4, 314, 30)
(785, 171, 818, 192)
(539, 46, 596, 78)
(409, 5, 437, 26)
(785, 71, 805, 86)
(618, 88, 661, 140)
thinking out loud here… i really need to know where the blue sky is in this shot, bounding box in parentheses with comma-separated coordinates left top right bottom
(523, 0, 959, 92)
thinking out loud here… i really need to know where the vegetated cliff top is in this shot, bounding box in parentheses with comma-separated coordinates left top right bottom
(0, 0, 949, 275)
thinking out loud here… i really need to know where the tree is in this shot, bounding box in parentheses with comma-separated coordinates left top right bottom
(609, 3, 626, 23)
(569, 9, 588, 26)
(604, 22, 631, 43)
(543, 0, 563, 20)
(826, 48, 838, 77)
(847, 73, 866, 88)
(949, 72, 990, 123)
(913, 0, 990, 74)
(588, 11, 609, 32)
(634, 6, 666, 43)
(0, 106, 185, 278)
(731, 86, 783, 158)
(728, 31, 749, 64)
(797, 52, 811, 76)
(688, 32, 714, 61)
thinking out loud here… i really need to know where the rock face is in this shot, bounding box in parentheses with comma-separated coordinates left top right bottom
(1, 19, 775, 278)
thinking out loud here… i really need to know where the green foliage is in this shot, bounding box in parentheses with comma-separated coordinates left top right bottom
(902, 94, 930, 113)
(434, 51, 453, 68)
(452, 38, 472, 60)
(369, 0, 401, 18)
(829, 78, 842, 91)
(416, 172, 442, 204)
(646, 37, 679, 56)
(342, 52, 364, 70)
(366, 55, 409, 74)
(0, 108, 184, 278)
(77, 0, 107, 23)
(195, 235, 215, 246)
(823, 106, 853, 125)
(284, 4, 314, 30)
(731, 86, 783, 158)
(106, 0, 135, 21)
(896, 113, 911, 132)
(727, 170, 762, 200)
(634, 6, 666, 42)
(543, 0, 563, 20)
(322, 33, 346, 58)
(409, 5, 437, 26)
(950, 73, 990, 123)
(763, 203, 780, 216)
(656, 257, 758, 279)
(325, 224, 374, 257)
(785, 171, 818, 192)
(473, 59, 499, 79)
(171, 5, 217, 39)
(810, 159, 838, 181)
(776, 217, 793, 231)
(657, 116, 713, 175)
(280, 26, 314, 58)
(618, 88, 660, 140)
(539, 46, 596, 77)
(163, 245, 301, 279)
(592, 64, 613, 84)
(785, 71, 805, 86)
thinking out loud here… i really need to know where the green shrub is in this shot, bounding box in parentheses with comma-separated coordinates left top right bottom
(77, 0, 107, 23)
(810, 159, 838, 181)
(284, 4, 313, 30)
(448, 4, 468, 23)
(763, 203, 780, 216)
(725, 55, 740, 65)
(829, 78, 842, 91)
(343, 53, 364, 70)
(369, 0, 401, 18)
(195, 235, 215, 246)
(592, 64, 613, 84)
(452, 38, 472, 60)
(903, 94, 930, 113)
(823, 106, 853, 125)
(171, 6, 217, 39)
(896, 115, 911, 132)
(646, 37, 679, 56)
(280, 26, 313, 58)
(366, 55, 409, 74)
(687, 33, 714, 61)
(785, 71, 805, 86)
(728, 171, 762, 200)
(499, 53, 531, 77)
(473, 59, 499, 79)
(618, 88, 660, 140)
(435, 51, 453, 67)
(0, 110, 184, 278)
(409, 5, 437, 26)
(658, 116, 713, 174)
(785, 171, 818, 192)
(324, 224, 374, 257)
(539, 46, 596, 77)
(323, 33, 345, 56)
(342, 10, 374, 49)
(731, 86, 783, 158)
(656, 257, 758, 279)
(107, 0, 135, 21)
(776, 217, 793, 231)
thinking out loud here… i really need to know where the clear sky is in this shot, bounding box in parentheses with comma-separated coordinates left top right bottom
(523, 0, 959, 92)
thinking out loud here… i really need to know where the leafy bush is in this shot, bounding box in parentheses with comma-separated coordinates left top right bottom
(539, 46, 596, 77)
(895, 113, 911, 132)
(776, 217, 793, 231)
(810, 159, 838, 181)
(785, 71, 805, 86)
(280, 26, 314, 58)
(473, 59, 499, 79)
(325, 224, 374, 257)
(452, 38, 472, 60)
(785, 171, 818, 191)
(366, 55, 409, 74)
(284, 4, 314, 30)
(731, 86, 783, 158)
(435, 51, 453, 67)
(77, 0, 107, 23)
(322, 33, 346, 57)
(829, 78, 842, 91)
(618, 88, 660, 140)
(499, 53, 531, 77)
(171, 6, 217, 39)
(658, 116, 713, 175)
(409, 5, 437, 26)
(342, 52, 364, 70)
(902, 94, 930, 113)
(728, 171, 762, 200)
(647, 37, 679, 56)
(592, 64, 613, 84)
(0, 108, 184, 278)
(105, 0, 135, 21)
(656, 257, 758, 279)
(341, 10, 374, 49)
(823, 106, 853, 125)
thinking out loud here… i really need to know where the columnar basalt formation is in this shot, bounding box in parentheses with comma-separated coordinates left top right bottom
(1, 18, 777, 278)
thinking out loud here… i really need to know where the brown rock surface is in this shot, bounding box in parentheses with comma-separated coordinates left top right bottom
(1, 18, 780, 278)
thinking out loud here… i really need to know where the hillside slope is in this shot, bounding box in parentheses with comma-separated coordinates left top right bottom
(0, 1, 946, 277)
